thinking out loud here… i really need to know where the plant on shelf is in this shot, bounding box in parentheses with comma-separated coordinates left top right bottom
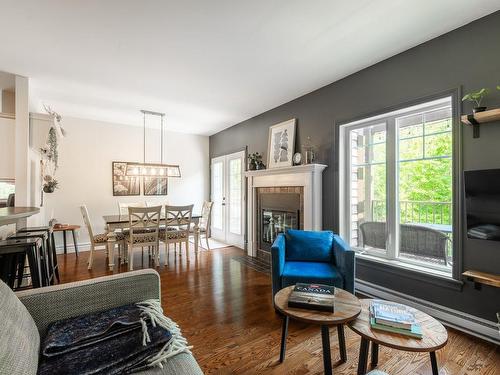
(462, 88, 489, 113)
(248, 152, 265, 170)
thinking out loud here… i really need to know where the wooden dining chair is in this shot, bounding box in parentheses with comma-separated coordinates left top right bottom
(191, 201, 213, 250)
(80, 205, 124, 270)
(125, 206, 161, 271)
(160, 205, 193, 265)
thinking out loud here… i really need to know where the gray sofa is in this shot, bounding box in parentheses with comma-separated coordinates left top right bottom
(0, 269, 203, 375)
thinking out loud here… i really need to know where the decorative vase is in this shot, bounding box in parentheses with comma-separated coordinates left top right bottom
(248, 161, 257, 170)
(473, 107, 487, 113)
(43, 185, 55, 193)
(256, 161, 266, 170)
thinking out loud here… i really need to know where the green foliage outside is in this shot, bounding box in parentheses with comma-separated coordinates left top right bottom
(367, 118, 453, 225)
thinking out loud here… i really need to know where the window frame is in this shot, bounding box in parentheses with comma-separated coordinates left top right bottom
(338, 90, 462, 280)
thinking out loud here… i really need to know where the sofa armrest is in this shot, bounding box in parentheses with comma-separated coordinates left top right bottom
(271, 233, 286, 298)
(332, 234, 355, 294)
(16, 269, 161, 337)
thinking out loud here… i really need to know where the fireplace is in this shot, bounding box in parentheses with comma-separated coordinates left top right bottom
(256, 187, 303, 263)
(245, 164, 326, 259)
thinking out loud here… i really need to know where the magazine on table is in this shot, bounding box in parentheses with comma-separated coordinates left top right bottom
(287, 283, 335, 312)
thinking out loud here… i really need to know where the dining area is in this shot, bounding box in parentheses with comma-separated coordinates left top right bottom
(82, 201, 214, 272)
(0, 200, 214, 291)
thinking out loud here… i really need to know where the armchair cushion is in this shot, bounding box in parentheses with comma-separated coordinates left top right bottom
(285, 229, 334, 262)
(0, 280, 40, 375)
(281, 261, 343, 288)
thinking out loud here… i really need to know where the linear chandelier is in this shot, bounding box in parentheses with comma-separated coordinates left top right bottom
(126, 110, 181, 178)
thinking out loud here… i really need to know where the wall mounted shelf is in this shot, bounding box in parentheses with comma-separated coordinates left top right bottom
(462, 270, 500, 290)
(461, 108, 500, 138)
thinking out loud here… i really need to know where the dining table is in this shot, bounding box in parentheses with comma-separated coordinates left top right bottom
(102, 213, 203, 254)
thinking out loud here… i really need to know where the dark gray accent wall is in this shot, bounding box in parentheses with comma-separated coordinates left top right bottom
(210, 12, 500, 321)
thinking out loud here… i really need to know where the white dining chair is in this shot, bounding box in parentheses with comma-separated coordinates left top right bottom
(117, 202, 147, 216)
(125, 206, 162, 271)
(191, 201, 213, 250)
(80, 205, 124, 270)
(160, 205, 193, 265)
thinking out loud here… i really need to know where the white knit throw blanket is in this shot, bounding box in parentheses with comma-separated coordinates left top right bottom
(136, 299, 193, 369)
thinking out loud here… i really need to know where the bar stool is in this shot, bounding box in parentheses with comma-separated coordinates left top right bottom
(0, 237, 42, 289)
(8, 231, 52, 286)
(17, 226, 60, 283)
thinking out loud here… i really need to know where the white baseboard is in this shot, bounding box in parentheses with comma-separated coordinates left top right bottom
(355, 278, 500, 345)
(56, 242, 90, 254)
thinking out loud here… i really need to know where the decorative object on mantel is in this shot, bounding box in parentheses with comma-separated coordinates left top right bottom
(460, 108, 500, 138)
(125, 110, 181, 178)
(248, 152, 265, 170)
(302, 136, 316, 164)
(39, 106, 65, 204)
(292, 152, 302, 165)
(267, 118, 296, 169)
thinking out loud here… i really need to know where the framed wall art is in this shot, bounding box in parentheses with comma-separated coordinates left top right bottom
(112, 161, 140, 196)
(267, 118, 296, 169)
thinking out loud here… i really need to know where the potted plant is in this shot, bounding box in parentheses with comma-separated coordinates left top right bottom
(42, 175, 59, 193)
(248, 152, 265, 170)
(462, 88, 489, 113)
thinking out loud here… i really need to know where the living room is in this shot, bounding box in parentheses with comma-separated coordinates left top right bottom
(1, 2, 499, 375)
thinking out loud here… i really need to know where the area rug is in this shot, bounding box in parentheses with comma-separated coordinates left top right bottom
(232, 255, 270, 274)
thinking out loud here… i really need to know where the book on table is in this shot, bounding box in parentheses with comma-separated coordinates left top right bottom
(369, 300, 422, 339)
(287, 283, 335, 312)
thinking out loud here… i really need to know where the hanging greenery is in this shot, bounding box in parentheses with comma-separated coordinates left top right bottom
(47, 126, 59, 170)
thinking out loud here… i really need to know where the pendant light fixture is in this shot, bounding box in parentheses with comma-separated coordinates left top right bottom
(126, 110, 181, 178)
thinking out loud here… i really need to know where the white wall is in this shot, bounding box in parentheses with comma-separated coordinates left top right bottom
(30, 114, 209, 250)
(0, 117, 15, 179)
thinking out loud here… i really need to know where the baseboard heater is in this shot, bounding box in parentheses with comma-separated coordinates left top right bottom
(355, 278, 499, 345)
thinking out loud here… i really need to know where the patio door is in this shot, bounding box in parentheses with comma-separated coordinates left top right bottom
(210, 151, 245, 248)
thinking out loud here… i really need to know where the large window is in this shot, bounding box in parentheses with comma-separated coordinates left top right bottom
(340, 96, 456, 275)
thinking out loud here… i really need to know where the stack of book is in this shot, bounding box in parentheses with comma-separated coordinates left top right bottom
(288, 283, 335, 312)
(369, 300, 422, 339)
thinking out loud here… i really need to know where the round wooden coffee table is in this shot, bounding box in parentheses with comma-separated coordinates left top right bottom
(349, 299, 448, 375)
(274, 286, 361, 375)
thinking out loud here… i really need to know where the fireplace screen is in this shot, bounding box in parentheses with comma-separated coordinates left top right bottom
(260, 209, 299, 249)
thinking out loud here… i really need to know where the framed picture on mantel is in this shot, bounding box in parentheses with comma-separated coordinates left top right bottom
(267, 118, 296, 169)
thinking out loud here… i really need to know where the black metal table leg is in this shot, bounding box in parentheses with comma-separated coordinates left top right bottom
(63, 230, 67, 254)
(430, 351, 438, 375)
(371, 342, 379, 367)
(357, 338, 370, 375)
(51, 232, 60, 282)
(337, 324, 347, 363)
(71, 229, 79, 256)
(279, 316, 289, 363)
(321, 325, 332, 375)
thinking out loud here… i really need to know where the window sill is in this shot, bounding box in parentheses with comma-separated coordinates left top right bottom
(355, 253, 463, 291)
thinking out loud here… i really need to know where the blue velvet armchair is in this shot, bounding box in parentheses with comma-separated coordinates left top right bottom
(271, 229, 355, 299)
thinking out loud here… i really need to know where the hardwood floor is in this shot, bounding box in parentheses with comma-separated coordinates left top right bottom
(57, 246, 500, 375)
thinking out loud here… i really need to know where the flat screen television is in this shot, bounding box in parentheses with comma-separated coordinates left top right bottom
(464, 168, 500, 241)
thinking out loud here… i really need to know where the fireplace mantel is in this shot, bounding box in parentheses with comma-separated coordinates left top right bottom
(245, 163, 327, 257)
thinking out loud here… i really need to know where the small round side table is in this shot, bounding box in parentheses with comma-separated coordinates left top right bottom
(349, 299, 448, 375)
(274, 286, 361, 375)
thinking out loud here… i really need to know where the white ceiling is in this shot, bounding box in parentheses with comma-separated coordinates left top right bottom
(1, 1, 498, 135)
